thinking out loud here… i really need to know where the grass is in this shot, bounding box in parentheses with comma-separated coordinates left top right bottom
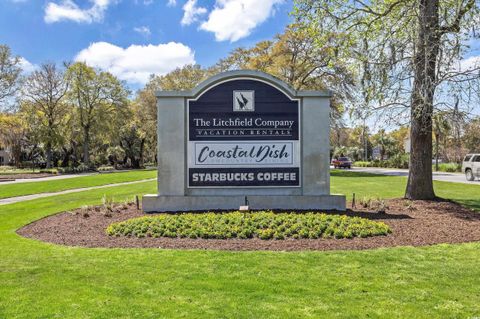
(0, 170, 156, 199)
(0, 172, 479, 317)
(331, 170, 480, 211)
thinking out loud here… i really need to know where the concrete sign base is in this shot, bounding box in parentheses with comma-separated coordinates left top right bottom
(143, 195, 346, 212)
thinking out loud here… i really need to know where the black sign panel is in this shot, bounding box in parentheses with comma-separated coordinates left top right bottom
(188, 79, 300, 188)
(189, 80, 299, 141)
(189, 168, 300, 187)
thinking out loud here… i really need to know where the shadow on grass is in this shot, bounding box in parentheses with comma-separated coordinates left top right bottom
(153, 209, 413, 220)
(330, 170, 393, 178)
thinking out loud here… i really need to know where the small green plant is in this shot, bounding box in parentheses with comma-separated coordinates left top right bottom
(359, 196, 373, 208)
(374, 199, 389, 214)
(80, 205, 90, 218)
(102, 195, 115, 217)
(106, 211, 391, 240)
(403, 200, 416, 211)
(358, 197, 389, 213)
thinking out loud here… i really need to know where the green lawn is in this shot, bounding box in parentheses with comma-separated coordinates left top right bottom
(331, 170, 480, 211)
(0, 173, 479, 318)
(0, 170, 156, 199)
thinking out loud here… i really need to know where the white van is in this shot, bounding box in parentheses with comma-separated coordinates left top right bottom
(462, 154, 480, 181)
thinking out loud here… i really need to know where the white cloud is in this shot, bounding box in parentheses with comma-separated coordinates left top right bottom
(44, 0, 113, 24)
(19, 58, 38, 74)
(134, 26, 151, 37)
(181, 0, 207, 26)
(74, 42, 195, 84)
(459, 55, 480, 72)
(167, 0, 176, 6)
(200, 0, 284, 42)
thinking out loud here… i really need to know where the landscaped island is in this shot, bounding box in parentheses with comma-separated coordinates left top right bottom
(106, 211, 391, 240)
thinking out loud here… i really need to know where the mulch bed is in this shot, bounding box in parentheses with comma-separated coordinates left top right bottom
(17, 199, 480, 251)
(0, 173, 55, 180)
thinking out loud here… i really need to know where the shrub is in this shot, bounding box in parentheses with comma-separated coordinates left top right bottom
(353, 154, 409, 169)
(434, 163, 461, 173)
(97, 165, 115, 172)
(106, 211, 391, 240)
(57, 164, 91, 174)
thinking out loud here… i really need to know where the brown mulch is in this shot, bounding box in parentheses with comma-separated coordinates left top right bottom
(0, 173, 54, 180)
(17, 199, 480, 251)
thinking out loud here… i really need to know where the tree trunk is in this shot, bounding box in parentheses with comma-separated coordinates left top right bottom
(83, 126, 90, 165)
(405, 0, 439, 200)
(46, 141, 52, 169)
(139, 138, 145, 168)
(435, 133, 439, 171)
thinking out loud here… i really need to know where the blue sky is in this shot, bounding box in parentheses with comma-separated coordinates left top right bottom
(0, 0, 293, 88)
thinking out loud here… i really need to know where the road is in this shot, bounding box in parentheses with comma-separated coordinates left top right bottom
(346, 167, 480, 185)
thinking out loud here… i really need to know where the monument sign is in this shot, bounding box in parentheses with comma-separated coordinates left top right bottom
(143, 70, 346, 211)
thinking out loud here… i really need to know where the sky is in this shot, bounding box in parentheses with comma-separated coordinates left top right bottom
(0, 0, 292, 89)
(0, 0, 478, 127)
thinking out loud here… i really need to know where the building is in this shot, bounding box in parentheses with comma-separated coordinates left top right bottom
(0, 144, 12, 166)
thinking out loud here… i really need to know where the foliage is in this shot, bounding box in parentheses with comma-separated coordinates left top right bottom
(0, 44, 22, 109)
(354, 154, 410, 169)
(21, 63, 69, 168)
(354, 158, 460, 172)
(97, 165, 115, 172)
(434, 163, 462, 173)
(66, 62, 129, 164)
(0, 112, 29, 165)
(107, 211, 391, 240)
(294, 0, 480, 200)
(463, 116, 480, 153)
(358, 196, 389, 213)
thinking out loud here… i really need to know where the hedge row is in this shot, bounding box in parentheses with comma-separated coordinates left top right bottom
(106, 211, 391, 240)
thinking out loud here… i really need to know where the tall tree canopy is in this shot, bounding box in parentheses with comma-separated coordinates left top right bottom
(294, 0, 480, 199)
(66, 62, 129, 165)
(0, 45, 22, 111)
(21, 63, 69, 168)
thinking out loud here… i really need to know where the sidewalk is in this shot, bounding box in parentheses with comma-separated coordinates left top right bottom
(348, 167, 479, 185)
(0, 178, 156, 206)
(0, 173, 97, 185)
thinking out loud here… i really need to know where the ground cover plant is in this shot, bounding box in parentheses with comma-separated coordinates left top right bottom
(1, 173, 480, 317)
(106, 211, 391, 240)
(0, 169, 156, 199)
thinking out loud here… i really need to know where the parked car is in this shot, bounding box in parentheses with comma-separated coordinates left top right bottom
(462, 154, 480, 181)
(332, 157, 352, 169)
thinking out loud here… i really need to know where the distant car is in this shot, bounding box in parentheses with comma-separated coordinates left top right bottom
(332, 157, 352, 169)
(462, 154, 480, 181)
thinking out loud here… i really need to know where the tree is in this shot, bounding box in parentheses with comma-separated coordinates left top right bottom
(214, 24, 354, 122)
(134, 65, 211, 166)
(372, 129, 397, 160)
(21, 63, 69, 168)
(463, 116, 480, 152)
(66, 62, 129, 165)
(432, 112, 451, 170)
(0, 45, 22, 111)
(294, 0, 480, 199)
(0, 112, 28, 165)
